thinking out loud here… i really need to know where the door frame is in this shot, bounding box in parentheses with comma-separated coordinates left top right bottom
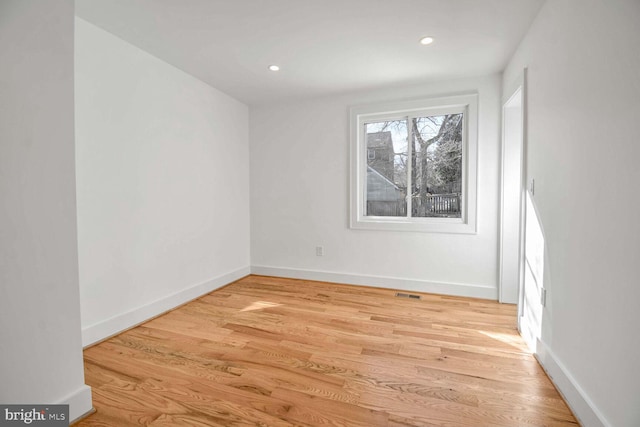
(498, 69, 528, 326)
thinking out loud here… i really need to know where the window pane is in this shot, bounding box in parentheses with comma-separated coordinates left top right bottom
(365, 120, 407, 217)
(410, 114, 463, 218)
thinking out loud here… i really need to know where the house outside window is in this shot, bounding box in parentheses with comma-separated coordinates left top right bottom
(350, 94, 478, 233)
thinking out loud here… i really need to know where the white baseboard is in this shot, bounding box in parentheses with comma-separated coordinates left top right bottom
(81, 266, 250, 347)
(535, 339, 610, 427)
(251, 265, 497, 300)
(58, 384, 93, 423)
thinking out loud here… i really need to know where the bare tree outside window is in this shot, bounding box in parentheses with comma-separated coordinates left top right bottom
(411, 114, 463, 218)
(364, 114, 463, 218)
(351, 94, 477, 233)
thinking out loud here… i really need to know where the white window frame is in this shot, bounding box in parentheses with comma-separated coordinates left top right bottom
(349, 93, 478, 234)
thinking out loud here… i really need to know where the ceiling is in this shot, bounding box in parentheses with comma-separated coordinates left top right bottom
(75, 0, 544, 106)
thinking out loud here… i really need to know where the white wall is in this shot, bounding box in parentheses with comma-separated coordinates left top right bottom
(250, 75, 502, 298)
(503, 1, 640, 426)
(75, 18, 250, 346)
(0, 0, 92, 421)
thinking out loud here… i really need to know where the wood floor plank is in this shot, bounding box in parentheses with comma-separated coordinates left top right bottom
(77, 275, 578, 426)
(270, 388, 389, 427)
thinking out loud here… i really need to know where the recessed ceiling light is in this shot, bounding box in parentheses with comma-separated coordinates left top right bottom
(268, 65, 280, 71)
(419, 36, 434, 45)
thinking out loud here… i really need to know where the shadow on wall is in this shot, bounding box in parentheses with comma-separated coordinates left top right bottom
(521, 191, 545, 353)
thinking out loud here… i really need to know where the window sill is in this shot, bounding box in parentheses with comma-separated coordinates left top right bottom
(350, 216, 477, 234)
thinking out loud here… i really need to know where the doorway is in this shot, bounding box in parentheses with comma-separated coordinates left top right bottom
(500, 70, 544, 353)
(499, 85, 525, 306)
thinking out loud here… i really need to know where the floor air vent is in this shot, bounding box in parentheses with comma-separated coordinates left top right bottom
(395, 292, 421, 299)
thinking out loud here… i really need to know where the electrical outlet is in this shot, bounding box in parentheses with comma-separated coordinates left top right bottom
(315, 246, 324, 256)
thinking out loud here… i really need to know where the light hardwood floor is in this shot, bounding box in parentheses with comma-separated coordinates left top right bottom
(77, 275, 578, 426)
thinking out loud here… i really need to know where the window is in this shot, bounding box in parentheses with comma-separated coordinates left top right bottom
(350, 94, 478, 233)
